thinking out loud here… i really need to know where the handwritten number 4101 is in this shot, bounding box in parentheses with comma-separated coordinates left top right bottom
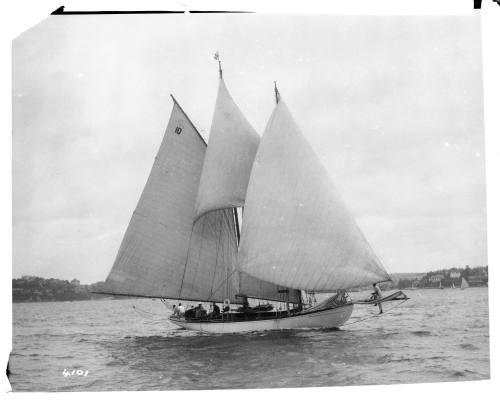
(62, 368, 89, 377)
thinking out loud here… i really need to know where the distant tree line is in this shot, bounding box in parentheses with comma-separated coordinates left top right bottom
(395, 265, 488, 290)
(13, 265, 488, 302)
(12, 276, 113, 303)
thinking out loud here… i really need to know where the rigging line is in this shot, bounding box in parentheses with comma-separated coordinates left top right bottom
(191, 214, 209, 296)
(132, 304, 170, 322)
(177, 221, 197, 298)
(161, 298, 172, 309)
(207, 266, 240, 302)
(222, 208, 237, 297)
(343, 299, 408, 327)
(208, 212, 224, 299)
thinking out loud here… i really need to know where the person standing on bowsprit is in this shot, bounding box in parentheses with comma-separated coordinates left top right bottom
(372, 283, 383, 314)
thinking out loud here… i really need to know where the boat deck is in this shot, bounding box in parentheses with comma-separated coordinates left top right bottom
(172, 302, 355, 323)
(180, 308, 301, 323)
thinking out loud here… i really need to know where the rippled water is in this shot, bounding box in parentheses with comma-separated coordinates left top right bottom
(9, 288, 489, 391)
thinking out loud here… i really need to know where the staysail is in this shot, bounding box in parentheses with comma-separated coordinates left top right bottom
(194, 79, 260, 219)
(192, 78, 298, 303)
(237, 100, 391, 292)
(103, 99, 239, 302)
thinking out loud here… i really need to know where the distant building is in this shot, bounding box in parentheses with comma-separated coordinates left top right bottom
(429, 274, 444, 283)
(70, 278, 81, 286)
(449, 270, 461, 279)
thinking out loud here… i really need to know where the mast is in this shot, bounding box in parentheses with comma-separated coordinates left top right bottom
(295, 290, 303, 311)
(233, 207, 241, 245)
(214, 51, 223, 79)
(275, 82, 302, 309)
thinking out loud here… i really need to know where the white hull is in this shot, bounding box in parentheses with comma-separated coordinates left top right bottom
(169, 304, 354, 334)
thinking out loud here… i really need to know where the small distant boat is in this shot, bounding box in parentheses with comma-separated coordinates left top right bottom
(461, 277, 469, 290)
(451, 282, 455, 289)
(439, 280, 444, 289)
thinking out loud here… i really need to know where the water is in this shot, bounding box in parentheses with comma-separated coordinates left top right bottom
(9, 288, 490, 391)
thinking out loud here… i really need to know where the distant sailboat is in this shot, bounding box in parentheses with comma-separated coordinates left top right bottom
(461, 277, 469, 290)
(100, 58, 408, 333)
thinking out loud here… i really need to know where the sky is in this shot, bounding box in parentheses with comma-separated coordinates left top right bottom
(12, 14, 486, 283)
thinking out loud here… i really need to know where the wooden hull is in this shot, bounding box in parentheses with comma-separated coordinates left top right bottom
(169, 304, 354, 334)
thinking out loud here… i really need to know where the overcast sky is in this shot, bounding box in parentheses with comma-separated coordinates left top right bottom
(12, 14, 486, 283)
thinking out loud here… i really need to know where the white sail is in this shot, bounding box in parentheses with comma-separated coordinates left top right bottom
(194, 79, 260, 219)
(237, 100, 391, 292)
(461, 277, 469, 289)
(192, 78, 298, 303)
(103, 99, 239, 302)
(102, 98, 298, 304)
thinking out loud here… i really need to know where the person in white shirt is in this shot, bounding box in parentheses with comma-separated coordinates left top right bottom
(177, 302, 185, 318)
(172, 305, 180, 317)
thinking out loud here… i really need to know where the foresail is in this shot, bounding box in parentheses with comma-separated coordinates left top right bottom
(237, 100, 391, 292)
(194, 79, 260, 219)
(103, 100, 239, 302)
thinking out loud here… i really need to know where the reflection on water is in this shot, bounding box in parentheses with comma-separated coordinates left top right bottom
(10, 288, 490, 391)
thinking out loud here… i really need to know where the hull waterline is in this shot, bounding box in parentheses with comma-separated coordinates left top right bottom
(169, 304, 354, 334)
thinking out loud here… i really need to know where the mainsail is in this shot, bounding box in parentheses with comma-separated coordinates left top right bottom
(103, 97, 298, 304)
(103, 99, 239, 302)
(194, 79, 260, 219)
(237, 99, 391, 292)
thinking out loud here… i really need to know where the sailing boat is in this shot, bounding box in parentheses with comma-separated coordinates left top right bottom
(100, 60, 407, 333)
(461, 277, 469, 290)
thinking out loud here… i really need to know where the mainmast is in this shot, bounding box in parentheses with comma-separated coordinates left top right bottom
(234, 208, 241, 245)
(274, 81, 302, 309)
(213, 52, 241, 245)
(214, 51, 223, 79)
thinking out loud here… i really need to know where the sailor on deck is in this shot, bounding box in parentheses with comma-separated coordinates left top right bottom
(195, 303, 207, 319)
(209, 302, 221, 318)
(178, 302, 185, 318)
(172, 305, 180, 318)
